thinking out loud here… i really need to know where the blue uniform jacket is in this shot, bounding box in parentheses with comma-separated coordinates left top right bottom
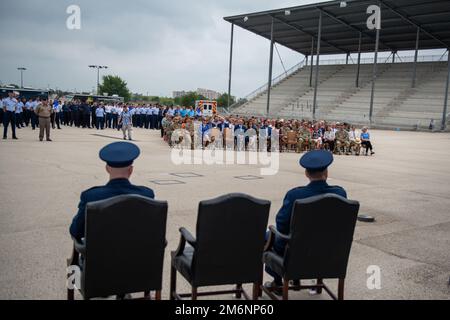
(69, 178, 155, 240)
(274, 180, 347, 253)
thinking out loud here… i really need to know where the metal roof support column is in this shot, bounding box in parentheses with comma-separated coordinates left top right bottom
(412, 28, 420, 88)
(227, 23, 234, 111)
(441, 51, 450, 131)
(309, 37, 315, 87)
(356, 32, 362, 88)
(266, 18, 274, 116)
(312, 11, 322, 120)
(369, 15, 380, 125)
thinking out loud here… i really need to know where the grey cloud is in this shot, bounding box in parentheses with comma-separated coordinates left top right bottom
(0, 0, 326, 97)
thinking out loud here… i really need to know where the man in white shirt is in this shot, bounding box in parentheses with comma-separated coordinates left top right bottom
(105, 104, 112, 128)
(144, 105, 151, 129)
(348, 126, 361, 156)
(168, 107, 175, 117)
(3, 91, 18, 139)
(24, 98, 33, 127)
(323, 126, 336, 153)
(54, 101, 63, 129)
(95, 105, 105, 130)
(151, 105, 159, 130)
(15, 97, 25, 128)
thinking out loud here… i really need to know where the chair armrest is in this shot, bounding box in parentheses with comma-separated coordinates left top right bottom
(264, 228, 275, 252)
(67, 245, 79, 267)
(72, 237, 86, 256)
(269, 226, 291, 241)
(173, 228, 197, 257)
(269, 225, 291, 241)
(179, 227, 197, 246)
(264, 225, 289, 252)
(67, 237, 85, 267)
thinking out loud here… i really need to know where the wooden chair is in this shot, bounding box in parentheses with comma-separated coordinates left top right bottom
(170, 193, 270, 300)
(263, 194, 359, 300)
(209, 128, 222, 149)
(67, 195, 168, 300)
(286, 131, 298, 152)
(223, 128, 234, 150)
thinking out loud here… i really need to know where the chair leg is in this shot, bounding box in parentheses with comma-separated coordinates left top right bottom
(338, 278, 345, 300)
(192, 287, 198, 300)
(317, 278, 323, 294)
(235, 284, 242, 299)
(252, 282, 259, 300)
(155, 290, 162, 301)
(170, 265, 177, 300)
(67, 288, 74, 301)
(282, 278, 289, 300)
(258, 270, 263, 297)
(144, 291, 151, 300)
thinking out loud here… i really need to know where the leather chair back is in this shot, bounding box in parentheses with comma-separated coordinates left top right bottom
(284, 194, 359, 280)
(82, 195, 168, 299)
(192, 193, 270, 287)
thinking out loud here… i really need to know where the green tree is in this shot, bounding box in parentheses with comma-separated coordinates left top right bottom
(216, 93, 236, 108)
(174, 91, 207, 107)
(98, 75, 131, 102)
(159, 97, 174, 106)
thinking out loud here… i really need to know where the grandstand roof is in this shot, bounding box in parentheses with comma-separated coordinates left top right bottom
(224, 0, 450, 55)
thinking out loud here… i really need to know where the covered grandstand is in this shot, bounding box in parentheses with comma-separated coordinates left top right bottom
(224, 0, 450, 130)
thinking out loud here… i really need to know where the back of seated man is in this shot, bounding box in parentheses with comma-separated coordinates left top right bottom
(69, 142, 155, 241)
(264, 150, 347, 294)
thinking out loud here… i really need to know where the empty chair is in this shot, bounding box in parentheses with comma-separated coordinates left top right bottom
(67, 194, 168, 300)
(263, 194, 359, 300)
(170, 193, 270, 300)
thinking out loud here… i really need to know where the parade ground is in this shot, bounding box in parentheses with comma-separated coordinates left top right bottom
(0, 127, 449, 300)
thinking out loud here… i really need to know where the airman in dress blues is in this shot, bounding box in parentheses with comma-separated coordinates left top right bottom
(69, 142, 155, 241)
(264, 150, 348, 293)
(2, 91, 18, 140)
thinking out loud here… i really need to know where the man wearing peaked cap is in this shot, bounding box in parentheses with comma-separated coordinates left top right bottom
(264, 150, 348, 294)
(69, 142, 155, 241)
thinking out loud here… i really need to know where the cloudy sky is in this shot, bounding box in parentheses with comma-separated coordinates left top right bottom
(1, 0, 340, 98)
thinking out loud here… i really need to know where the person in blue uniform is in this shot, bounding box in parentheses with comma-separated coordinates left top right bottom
(2, 91, 18, 140)
(264, 150, 347, 293)
(69, 142, 155, 241)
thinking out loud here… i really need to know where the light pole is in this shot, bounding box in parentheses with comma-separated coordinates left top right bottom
(17, 67, 27, 88)
(88, 65, 108, 95)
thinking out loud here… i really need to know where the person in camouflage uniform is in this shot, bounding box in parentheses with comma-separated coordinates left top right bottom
(279, 121, 291, 152)
(170, 116, 183, 147)
(184, 117, 195, 149)
(296, 123, 312, 153)
(335, 123, 351, 155)
(163, 116, 174, 147)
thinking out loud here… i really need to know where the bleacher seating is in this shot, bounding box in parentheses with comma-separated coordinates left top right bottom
(232, 60, 449, 130)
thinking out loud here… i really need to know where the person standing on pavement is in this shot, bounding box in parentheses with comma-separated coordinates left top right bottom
(35, 99, 54, 141)
(2, 91, 18, 140)
(119, 105, 133, 141)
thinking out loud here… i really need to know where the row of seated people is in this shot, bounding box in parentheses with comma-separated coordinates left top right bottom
(67, 142, 360, 300)
(161, 115, 375, 156)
